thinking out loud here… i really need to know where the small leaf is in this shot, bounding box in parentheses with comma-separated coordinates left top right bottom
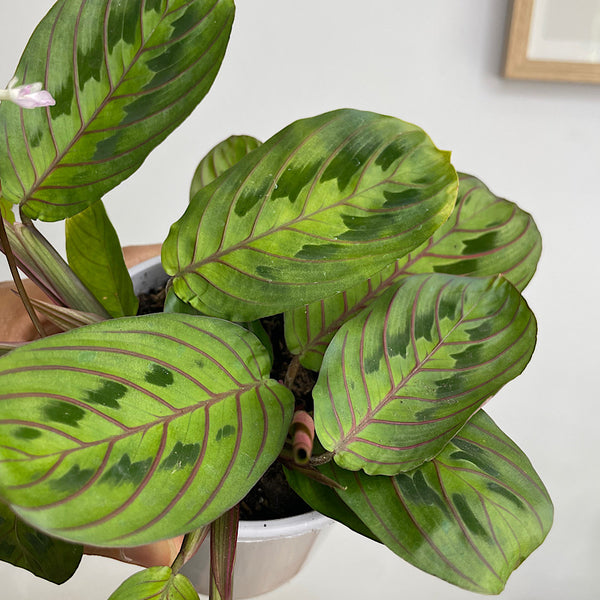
(108, 566, 199, 600)
(313, 274, 537, 475)
(313, 410, 553, 594)
(0, 314, 294, 546)
(163, 108, 458, 321)
(66, 200, 138, 317)
(0, 499, 82, 584)
(190, 135, 262, 198)
(0, 0, 235, 221)
(285, 172, 542, 370)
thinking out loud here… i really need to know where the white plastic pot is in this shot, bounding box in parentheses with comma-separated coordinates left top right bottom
(129, 255, 332, 598)
(182, 512, 331, 599)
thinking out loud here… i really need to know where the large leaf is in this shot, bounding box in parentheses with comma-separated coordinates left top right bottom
(108, 566, 199, 600)
(0, 0, 234, 221)
(285, 173, 542, 370)
(0, 313, 294, 546)
(66, 199, 138, 317)
(190, 134, 262, 198)
(0, 500, 82, 584)
(313, 274, 537, 475)
(307, 410, 553, 595)
(162, 108, 458, 321)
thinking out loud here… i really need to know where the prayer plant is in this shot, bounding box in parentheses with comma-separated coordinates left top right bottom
(0, 1, 552, 599)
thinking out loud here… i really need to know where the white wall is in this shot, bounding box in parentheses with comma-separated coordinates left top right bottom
(1, 1, 599, 599)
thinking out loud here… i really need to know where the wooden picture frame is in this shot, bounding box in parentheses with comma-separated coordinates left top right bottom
(504, 0, 600, 83)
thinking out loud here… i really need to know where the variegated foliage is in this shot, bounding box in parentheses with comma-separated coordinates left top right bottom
(285, 173, 542, 370)
(313, 274, 537, 475)
(0, 314, 293, 546)
(162, 108, 458, 321)
(0, 0, 235, 222)
(287, 410, 553, 595)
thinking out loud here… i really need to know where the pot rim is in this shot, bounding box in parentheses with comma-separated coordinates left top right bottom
(237, 511, 332, 542)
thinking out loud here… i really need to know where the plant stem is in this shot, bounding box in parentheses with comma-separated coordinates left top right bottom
(170, 525, 210, 575)
(310, 451, 334, 466)
(0, 214, 46, 338)
(284, 354, 300, 388)
(209, 505, 240, 600)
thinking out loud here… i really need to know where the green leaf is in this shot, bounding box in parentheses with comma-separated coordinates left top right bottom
(66, 200, 138, 317)
(284, 465, 379, 543)
(0, 499, 82, 584)
(108, 566, 199, 600)
(313, 274, 536, 475)
(285, 172, 542, 370)
(314, 410, 553, 595)
(0, 198, 14, 223)
(190, 134, 262, 198)
(162, 108, 458, 322)
(0, 0, 235, 221)
(30, 297, 106, 331)
(0, 314, 294, 546)
(3, 221, 109, 315)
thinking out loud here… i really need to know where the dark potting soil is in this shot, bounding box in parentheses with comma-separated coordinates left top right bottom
(137, 287, 314, 521)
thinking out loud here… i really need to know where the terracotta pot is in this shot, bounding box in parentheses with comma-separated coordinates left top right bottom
(129, 255, 332, 598)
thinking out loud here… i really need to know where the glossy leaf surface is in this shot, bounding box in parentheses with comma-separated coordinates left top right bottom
(0, 500, 82, 584)
(286, 173, 542, 370)
(163, 109, 458, 321)
(314, 274, 536, 475)
(0, 314, 294, 546)
(108, 566, 199, 600)
(310, 411, 553, 594)
(190, 135, 262, 198)
(66, 200, 138, 317)
(0, 0, 234, 221)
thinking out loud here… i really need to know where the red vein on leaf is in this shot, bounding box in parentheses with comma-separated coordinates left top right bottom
(390, 475, 485, 591)
(433, 460, 503, 584)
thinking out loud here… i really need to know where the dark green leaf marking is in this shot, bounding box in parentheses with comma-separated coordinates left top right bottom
(433, 258, 479, 276)
(145, 364, 174, 387)
(216, 425, 236, 441)
(271, 160, 322, 203)
(463, 232, 499, 254)
(51, 465, 94, 492)
(101, 454, 152, 487)
(396, 472, 450, 517)
(13, 427, 42, 440)
(452, 493, 490, 540)
(487, 482, 524, 510)
(85, 380, 127, 409)
(43, 401, 85, 427)
(450, 439, 500, 477)
(375, 131, 426, 170)
(160, 442, 200, 471)
(450, 344, 484, 369)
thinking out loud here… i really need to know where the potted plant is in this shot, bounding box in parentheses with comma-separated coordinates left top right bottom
(0, 1, 553, 599)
